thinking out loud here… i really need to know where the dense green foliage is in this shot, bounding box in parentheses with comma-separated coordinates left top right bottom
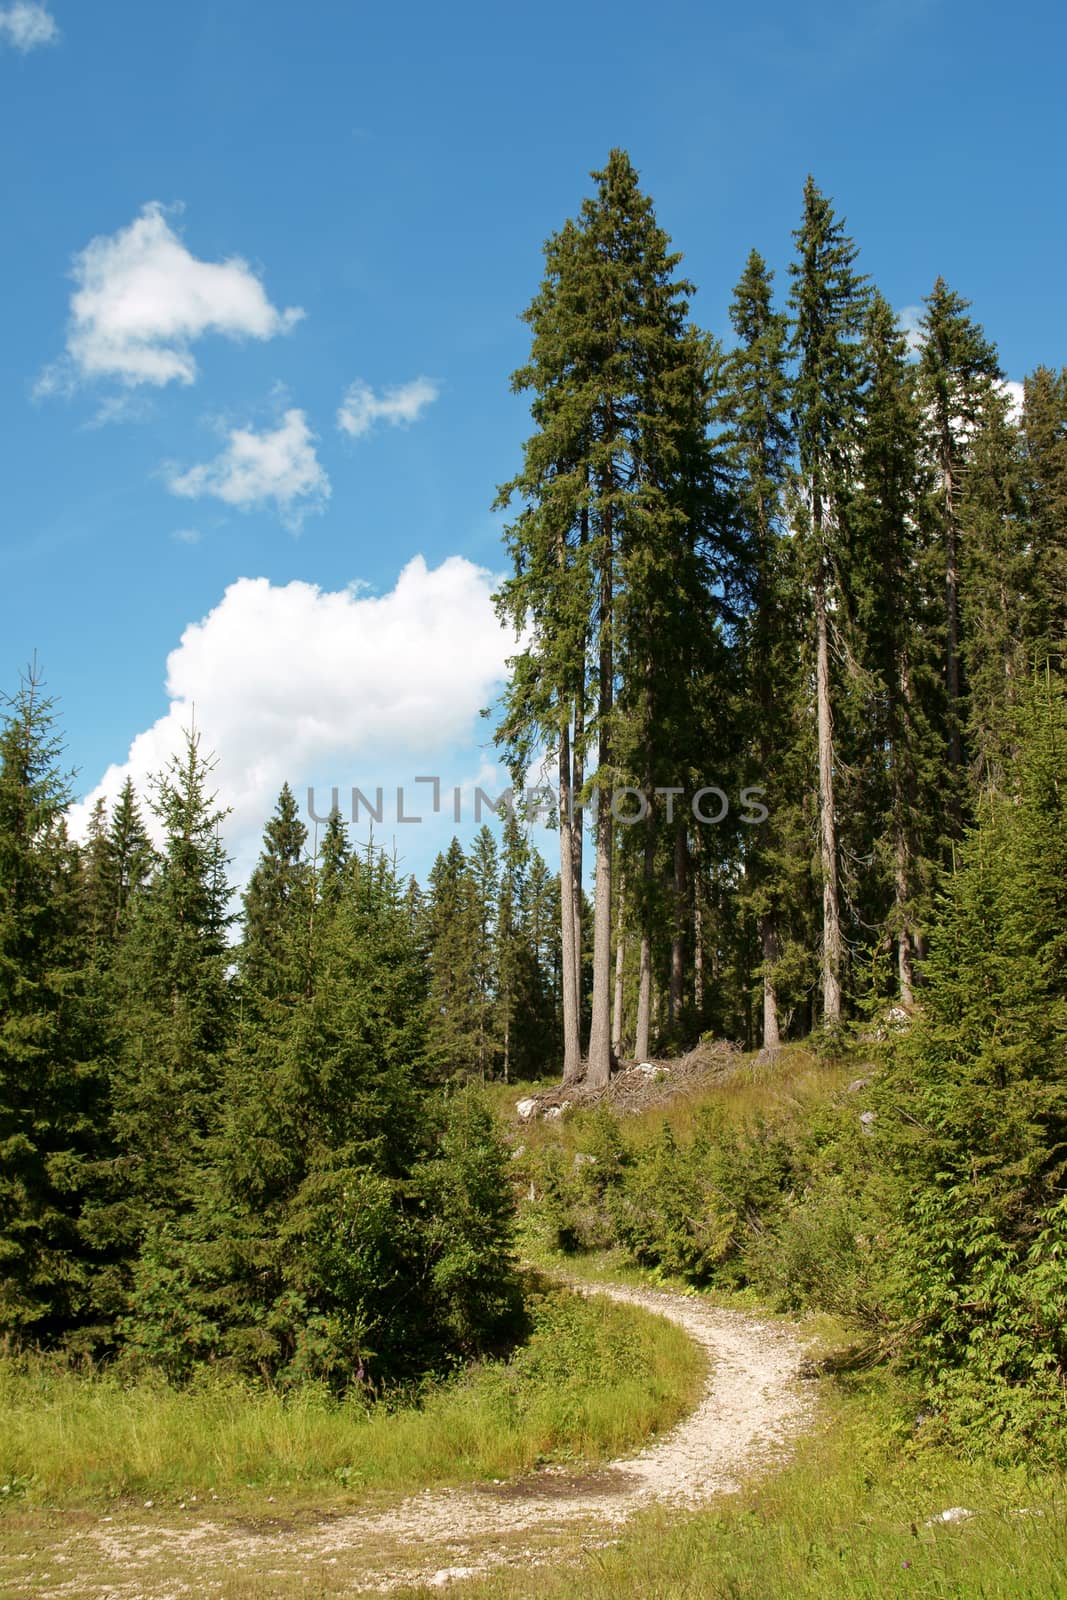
(0, 705, 523, 1386)
(498, 155, 1065, 1055)
(519, 681, 1066, 1460)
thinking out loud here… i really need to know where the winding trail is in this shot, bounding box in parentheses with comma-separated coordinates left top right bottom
(34, 1283, 817, 1598)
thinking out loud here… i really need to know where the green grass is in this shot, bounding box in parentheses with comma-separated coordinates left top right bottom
(392, 1374, 1067, 1600)
(0, 1281, 704, 1511)
(502, 1042, 855, 1155)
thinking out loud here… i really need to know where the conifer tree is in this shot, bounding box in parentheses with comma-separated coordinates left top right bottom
(917, 278, 1003, 802)
(424, 838, 483, 1077)
(108, 731, 232, 1234)
(317, 809, 350, 911)
(959, 391, 1030, 795)
(0, 667, 108, 1343)
(847, 292, 945, 1002)
(879, 673, 1067, 1441)
(720, 249, 801, 1045)
(1020, 366, 1067, 665)
(468, 825, 501, 1078)
(240, 783, 312, 1004)
(789, 178, 869, 1024)
(497, 149, 725, 1083)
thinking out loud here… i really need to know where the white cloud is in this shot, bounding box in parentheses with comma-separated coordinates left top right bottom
(896, 305, 925, 355)
(0, 2, 58, 50)
(171, 527, 202, 545)
(999, 379, 1025, 423)
(165, 408, 330, 529)
(41, 202, 303, 391)
(69, 556, 516, 885)
(337, 376, 439, 438)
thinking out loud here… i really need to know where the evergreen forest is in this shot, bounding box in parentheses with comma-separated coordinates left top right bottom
(2, 152, 1065, 1593)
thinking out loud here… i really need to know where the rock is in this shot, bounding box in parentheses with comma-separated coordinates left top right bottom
(515, 1098, 538, 1121)
(510, 1144, 526, 1160)
(573, 1152, 597, 1169)
(846, 1077, 871, 1094)
(543, 1105, 563, 1120)
(859, 1110, 877, 1133)
(924, 1507, 975, 1526)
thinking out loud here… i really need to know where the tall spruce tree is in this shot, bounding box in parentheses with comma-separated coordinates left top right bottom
(720, 250, 802, 1045)
(789, 177, 869, 1024)
(958, 390, 1030, 796)
(917, 278, 1004, 805)
(497, 149, 724, 1083)
(1020, 366, 1067, 666)
(846, 292, 945, 1002)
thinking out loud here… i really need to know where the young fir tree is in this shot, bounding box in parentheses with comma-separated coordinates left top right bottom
(316, 808, 350, 911)
(424, 838, 484, 1078)
(0, 667, 109, 1345)
(108, 731, 232, 1241)
(788, 177, 870, 1025)
(239, 783, 312, 1005)
(467, 825, 501, 1078)
(917, 278, 1004, 807)
(878, 673, 1067, 1450)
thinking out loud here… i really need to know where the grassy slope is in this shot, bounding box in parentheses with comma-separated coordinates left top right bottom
(393, 1379, 1067, 1600)
(452, 1047, 1067, 1600)
(0, 1282, 703, 1512)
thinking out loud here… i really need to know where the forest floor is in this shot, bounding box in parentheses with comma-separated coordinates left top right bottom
(0, 1282, 815, 1599)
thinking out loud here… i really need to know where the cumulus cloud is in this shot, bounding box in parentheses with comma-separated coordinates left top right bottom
(69, 556, 516, 885)
(0, 2, 58, 50)
(165, 408, 330, 529)
(40, 202, 302, 391)
(896, 305, 925, 355)
(337, 376, 439, 438)
(999, 379, 1025, 423)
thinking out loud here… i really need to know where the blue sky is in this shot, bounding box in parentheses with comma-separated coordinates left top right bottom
(2, 0, 1064, 882)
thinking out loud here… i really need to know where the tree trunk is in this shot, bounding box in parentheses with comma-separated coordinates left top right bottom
(612, 867, 625, 1053)
(587, 788, 613, 1086)
(814, 536, 843, 1025)
(586, 509, 614, 1089)
(669, 820, 688, 1026)
(571, 668, 585, 1029)
(558, 722, 582, 1082)
(760, 912, 781, 1049)
(693, 874, 704, 1015)
(634, 818, 654, 1060)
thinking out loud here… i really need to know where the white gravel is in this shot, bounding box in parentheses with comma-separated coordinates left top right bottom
(42, 1281, 817, 1598)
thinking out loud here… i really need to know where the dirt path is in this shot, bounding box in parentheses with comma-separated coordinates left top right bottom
(30, 1284, 817, 1598)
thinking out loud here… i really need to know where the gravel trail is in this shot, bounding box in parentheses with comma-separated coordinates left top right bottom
(34, 1282, 817, 1597)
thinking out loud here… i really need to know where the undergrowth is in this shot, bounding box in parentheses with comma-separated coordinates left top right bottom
(0, 1279, 702, 1509)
